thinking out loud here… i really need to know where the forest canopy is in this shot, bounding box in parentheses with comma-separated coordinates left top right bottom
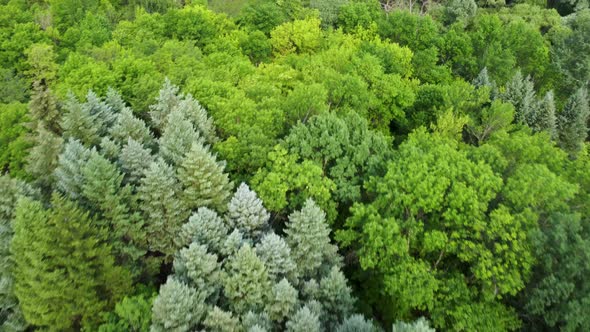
(0, 0, 589, 331)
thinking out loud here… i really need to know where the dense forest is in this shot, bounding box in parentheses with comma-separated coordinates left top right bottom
(1, 0, 589, 330)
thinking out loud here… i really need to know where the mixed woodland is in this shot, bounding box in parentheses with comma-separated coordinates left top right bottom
(1, 0, 590, 330)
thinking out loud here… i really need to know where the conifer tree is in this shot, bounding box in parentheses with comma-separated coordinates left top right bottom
(173, 243, 221, 300)
(177, 94, 217, 144)
(501, 70, 537, 125)
(28, 80, 60, 134)
(61, 92, 101, 147)
(558, 87, 590, 154)
(177, 142, 232, 212)
(317, 266, 355, 329)
(177, 207, 228, 252)
(104, 87, 127, 114)
(84, 90, 116, 137)
(222, 245, 272, 315)
(472, 67, 497, 99)
(110, 107, 153, 147)
(159, 110, 203, 166)
(81, 150, 145, 262)
(227, 183, 270, 240)
(100, 136, 121, 160)
(529, 90, 558, 138)
(203, 307, 241, 332)
(285, 306, 321, 332)
(119, 138, 154, 185)
(137, 158, 187, 258)
(0, 176, 35, 332)
(256, 232, 297, 282)
(266, 278, 298, 323)
(336, 315, 379, 332)
(11, 194, 131, 330)
(391, 317, 435, 332)
(25, 125, 63, 190)
(150, 277, 206, 332)
(149, 78, 183, 131)
(54, 138, 92, 199)
(284, 199, 339, 278)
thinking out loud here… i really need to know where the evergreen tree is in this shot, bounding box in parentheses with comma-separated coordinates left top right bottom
(25, 124, 63, 190)
(177, 142, 232, 212)
(11, 194, 131, 330)
(285, 306, 321, 332)
(203, 307, 241, 332)
(0, 176, 35, 332)
(28, 80, 60, 134)
(173, 243, 221, 300)
(222, 245, 272, 315)
(336, 315, 379, 332)
(472, 67, 497, 99)
(177, 207, 228, 253)
(110, 108, 153, 147)
(222, 229, 246, 257)
(227, 182, 270, 240)
(137, 158, 188, 258)
(100, 136, 121, 161)
(54, 138, 92, 200)
(255, 232, 298, 283)
(149, 78, 183, 131)
(529, 90, 558, 138)
(284, 199, 339, 278)
(266, 278, 298, 323)
(159, 109, 203, 166)
(177, 94, 217, 144)
(61, 92, 104, 147)
(151, 277, 206, 332)
(558, 87, 590, 154)
(104, 87, 127, 114)
(500, 70, 537, 125)
(119, 138, 154, 185)
(83, 91, 116, 137)
(391, 317, 435, 332)
(81, 150, 145, 263)
(317, 266, 355, 329)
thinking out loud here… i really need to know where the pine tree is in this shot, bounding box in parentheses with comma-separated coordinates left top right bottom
(501, 70, 537, 125)
(151, 277, 206, 332)
(227, 183, 270, 240)
(472, 67, 497, 99)
(266, 278, 298, 323)
(119, 138, 154, 185)
(222, 245, 272, 315)
(28, 80, 60, 134)
(242, 311, 272, 331)
(84, 91, 116, 137)
(177, 143, 232, 212)
(54, 138, 92, 199)
(203, 307, 241, 332)
(222, 229, 246, 257)
(285, 306, 321, 332)
(529, 91, 558, 138)
(256, 233, 298, 283)
(177, 94, 217, 144)
(137, 158, 188, 258)
(0, 176, 35, 332)
(177, 207, 228, 253)
(99, 136, 121, 160)
(159, 110, 203, 166)
(104, 87, 127, 114)
(11, 194, 131, 330)
(558, 87, 590, 155)
(284, 199, 339, 278)
(81, 150, 145, 263)
(149, 78, 183, 131)
(110, 108, 153, 147)
(173, 243, 221, 300)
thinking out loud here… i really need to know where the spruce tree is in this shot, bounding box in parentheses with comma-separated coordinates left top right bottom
(137, 158, 187, 258)
(256, 232, 298, 283)
(11, 194, 131, 330)
(284, 198, 339, 278)
(61, 92, 101, 147)
(177, 94, 217, 144)
(54, 138, 92, 199)
(149, 78, 183, 131)
(472, 67, 498, 99)
(558, 87, 590, 154)
(203, 307, 241, 332)
(83, 91, 116, 137)
(25, 124, 63, 190)
(119, 138, 154, 185)
(150, 277, 206, 332)
(104, 87, 127, 114)
(177, 207, 228, 253)
(177, 143, 232, 212)
(28, 80, 60, 134)
(173, 243, 221, 300)
(285, 306, 321, 332)
(530, 90, 558, 138)
(317, 266, 355, 329)
(110, 108, 153, 147)
(81, 150, 145, 263)
(222, 245, 272, 315)
(266, 278, 298, 323)
(0, 176, 35, 332)
(500, 70, 537, 125)
(159, 110, 203, 166)
(336, 315, 379, 332)
(227, 182, 270, 240)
